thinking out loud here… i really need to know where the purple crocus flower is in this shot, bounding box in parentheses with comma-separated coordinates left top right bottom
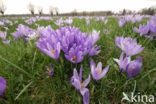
(115, 37, 144, 56)
(88, 45, 101, 57)
(43, 64, 54, 76)
(11, 24, 36, 41)
(65, 46, 84, 63)
(3, 40, 10, 45)
(0, 77, 7, 97)
(96, 17, 99, 21)
(11, 31, 21, 38)
(0, 31, 7, 40)
(148, 20, 156, 33)
(90, 59, 109, 81)
(55, 19, 64, 26)
(126, 58, 142, 79)
(88, 30, 100, 46)
(86, 19, 90, 25)
(134, 14, 143, 22)
(70, 66, 90, 104)
(118, 18, 125, 27)
(64, 18, 73, 25)
(145, 34, 156, 40)
(125, 15, 133, 22)
(104, 19, 108, 25)
(134, 24, 149, 36)
(103, 28, 110, 35)
(36, 38, 61, 60)
(0, 21, 4, 26)
(17, 24, 35, 38)
(113, 52, 131, 73)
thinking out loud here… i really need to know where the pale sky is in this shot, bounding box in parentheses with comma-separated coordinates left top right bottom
(1, 0, 156, 14)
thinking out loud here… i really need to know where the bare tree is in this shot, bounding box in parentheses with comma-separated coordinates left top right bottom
(56, 7, 59, 16)
(38, 6, 43, 15)
(0, 0, 7, 16)
(49, 6, 54, 16)
(28, 2, 35, 15)
(54, 7, 59, 16)
(71, 9, 77, 16)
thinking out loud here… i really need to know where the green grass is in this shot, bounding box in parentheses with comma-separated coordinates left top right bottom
(0, 17, 156, 104)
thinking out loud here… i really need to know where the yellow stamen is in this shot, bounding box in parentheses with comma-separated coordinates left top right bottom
(73, 56, 76, 62)
(80, 83, 83, 86)
(97, 69, 101, 73)
(46, 68, 51, 73)
(52, 50, 55, 55)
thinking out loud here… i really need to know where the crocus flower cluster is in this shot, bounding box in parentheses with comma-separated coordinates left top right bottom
(36, 26, 100, 64)
(118, 15, 143, 27)
(2, 19, 13, 26)
(0, 77, 7, 98)
(55, 18, 73, 26)
(11, 24, 38, 41)
(114, 36, 144, 79)
(25, 17, 37, 25)
(134, 19, 156, 39)
(71, 61, 109, 104)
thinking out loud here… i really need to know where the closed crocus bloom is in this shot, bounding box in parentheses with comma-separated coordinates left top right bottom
(115, 36, 144, 57)
(86, 19, 90, 25)
(90, 59, 109, 81)
(113, 52, 131, 73)
(126, 58, 142, 79)
(70, 66, 90, 104)
(0, 77, 7, 97)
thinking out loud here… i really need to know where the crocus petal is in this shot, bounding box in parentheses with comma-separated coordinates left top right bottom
(97, 66, 109, 80)
(0, 77, 7, 96)
(74, 68, 79, 80)
(80, 88, 89, 104)
(96, 62, 102, 72)
(70, 77, 81, 90)
(83, 75, 90, 87)
(90, 59, 95, 73)
(126, 57, 142, 79)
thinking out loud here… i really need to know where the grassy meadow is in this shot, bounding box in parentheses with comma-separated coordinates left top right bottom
(0, 16, 156, 104)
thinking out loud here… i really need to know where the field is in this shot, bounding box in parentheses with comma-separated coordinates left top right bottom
(0, 15, 156, 104)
